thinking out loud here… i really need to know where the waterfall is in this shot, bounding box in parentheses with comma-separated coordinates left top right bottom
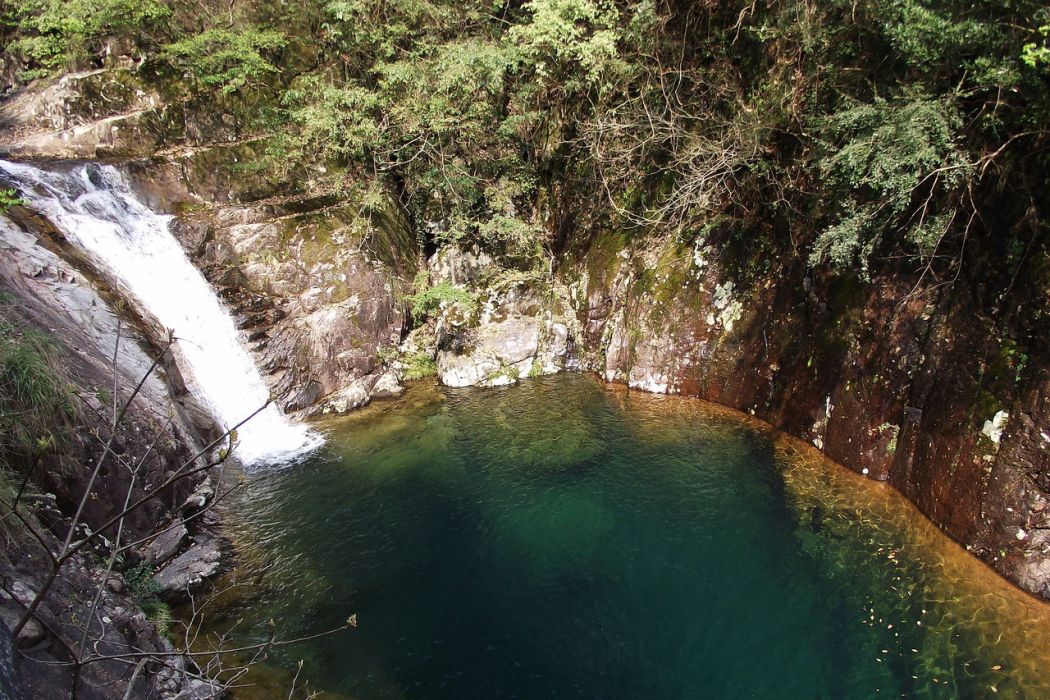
(0, 160, 322, 466)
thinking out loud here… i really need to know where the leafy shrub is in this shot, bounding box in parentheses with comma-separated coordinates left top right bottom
(124, 563, 172, 634)
(162, 27, 286, 94)
(401, 352, 437, 380)
(1023, 23, 1050, 69)
(0, 190, 25, 214)
(279, 77, 381, 162)
(406, 274, 477, 321)
(8, 0, 169, 78)
(810, 96, 968, 273)
(510, 0, 625, 86)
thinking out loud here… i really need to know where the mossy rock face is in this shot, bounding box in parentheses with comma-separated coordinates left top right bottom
(63, 68, 159, 123)
(583, 229, 629, 286)
(2, 66, 161, 131)
(164, 168, 416, 416)
(172, 138, 311, 204)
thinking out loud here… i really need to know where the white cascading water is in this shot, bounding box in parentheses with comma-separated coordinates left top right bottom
(0, 159, 322, 465)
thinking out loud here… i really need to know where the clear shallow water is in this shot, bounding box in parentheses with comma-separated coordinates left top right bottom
(210, 376, 1050, 699)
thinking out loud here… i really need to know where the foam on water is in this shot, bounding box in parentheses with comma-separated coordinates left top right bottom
(0, 159, 322, 465)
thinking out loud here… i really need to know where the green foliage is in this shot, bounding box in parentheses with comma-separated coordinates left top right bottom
(0, 320, 75, 472)
(401, 351, 437, 380)
(878, 0, 992, 69)
(275, 3, 560, 267)
(162, 27, 286, 94)
(406, 272, 477, 321)
(322, 0, 465, 64)
(280, 77, 380, 161)
(9, 0, 1050, 288)
(7, 0, 169, 78)
(124, 562, 160, 599)
(124, 563, 172, 634)
(752, 0, 1050, 276)
(510, 0, 625, 86)
(878, 423, 900, 457)
(811, 96, 969, 272)
(1023, 24, 1050, 69)
(0, 189, 25, 214)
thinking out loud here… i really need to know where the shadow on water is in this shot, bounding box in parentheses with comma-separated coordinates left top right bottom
(202, 375, 1050, 699)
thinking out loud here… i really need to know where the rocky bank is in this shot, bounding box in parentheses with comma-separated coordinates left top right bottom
(0, 201, 237, 698)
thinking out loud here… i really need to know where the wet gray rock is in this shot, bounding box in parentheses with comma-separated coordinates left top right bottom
(438, 315, 540, 388)
(4, 581, 35, 609)
(142, 523, 189, 567)
(0, 621, 19, 700)
(0, 605, 45, 648)
(172, 678, 224, 700)
(180, 478, 214, 514)
(435, 293, 572, 388)
(328, 376, 378, 413)
(422, 244, 577, 389)
(371, 372, 404, 399)
(155, 539, 223, 601)
(0, 580, 47, 648)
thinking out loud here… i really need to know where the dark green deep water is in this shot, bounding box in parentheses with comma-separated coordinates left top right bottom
(213, 376, 1050, 699)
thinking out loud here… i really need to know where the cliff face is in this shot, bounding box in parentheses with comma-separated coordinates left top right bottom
(1, 63, 1047, 605)
(0, 63, 417, 418)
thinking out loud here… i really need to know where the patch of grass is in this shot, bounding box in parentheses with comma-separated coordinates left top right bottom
(401, 351, 436, 380)
(124, 563, 172, 635)
(0, 319, 77, 473)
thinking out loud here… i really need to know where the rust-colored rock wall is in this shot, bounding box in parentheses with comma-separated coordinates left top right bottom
(565, 230, 1050, 598)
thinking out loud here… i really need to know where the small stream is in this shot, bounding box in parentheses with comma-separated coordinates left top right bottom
(208, 375, 1050, 699)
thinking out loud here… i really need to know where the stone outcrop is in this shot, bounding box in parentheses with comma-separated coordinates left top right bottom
(0, 65, 170, 159)
(154, 538, 225, 602)
(426, 247, 574, 388)
(143, 523, 189, 568)
(0, 65, 262, 162)
(167, 183, 415, 416)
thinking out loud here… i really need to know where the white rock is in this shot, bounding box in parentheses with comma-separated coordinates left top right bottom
(982, 410, 1010, 445)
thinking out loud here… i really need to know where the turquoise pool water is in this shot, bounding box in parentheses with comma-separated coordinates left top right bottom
(209, 375, 1050, 699)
